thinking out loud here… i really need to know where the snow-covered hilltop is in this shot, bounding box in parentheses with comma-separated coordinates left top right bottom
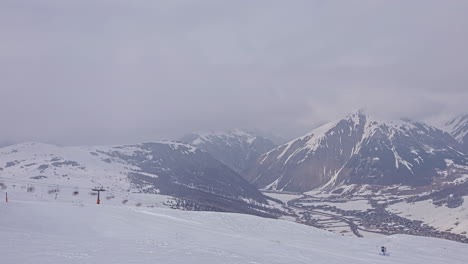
(0, 141, 273, 216)
(180, 130, 276, 176)
(247, 110, 467, 193)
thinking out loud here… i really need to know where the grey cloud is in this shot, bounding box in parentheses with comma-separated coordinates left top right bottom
(0, 0, 467, 145)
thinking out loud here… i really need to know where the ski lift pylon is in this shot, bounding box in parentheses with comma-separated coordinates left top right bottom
(48, 185, 59, 194)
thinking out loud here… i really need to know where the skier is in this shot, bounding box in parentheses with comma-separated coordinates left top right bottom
(381, 246, 387, 256)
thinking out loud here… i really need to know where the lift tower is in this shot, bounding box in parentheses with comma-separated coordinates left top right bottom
(92, 188, 105, 204)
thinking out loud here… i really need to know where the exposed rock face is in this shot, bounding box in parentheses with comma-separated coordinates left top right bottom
(247, 111, 467, 193)
(180, 130, 276, 176)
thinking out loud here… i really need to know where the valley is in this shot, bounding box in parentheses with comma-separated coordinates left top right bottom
(264, 191, 468, 243)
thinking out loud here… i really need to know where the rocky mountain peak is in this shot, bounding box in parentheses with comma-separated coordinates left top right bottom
(246, 112, 466, 193)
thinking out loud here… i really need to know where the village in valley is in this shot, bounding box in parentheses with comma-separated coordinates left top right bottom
(265, 191, 468, 244)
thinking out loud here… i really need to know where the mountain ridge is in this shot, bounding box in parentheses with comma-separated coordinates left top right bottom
(179, 129, 277, 176)
(247, 111, 467, 193)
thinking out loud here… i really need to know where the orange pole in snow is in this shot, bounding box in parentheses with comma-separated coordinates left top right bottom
(5, 192, 8, 203)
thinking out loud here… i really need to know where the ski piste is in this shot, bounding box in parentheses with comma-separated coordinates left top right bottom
(1, 200, 467, 264)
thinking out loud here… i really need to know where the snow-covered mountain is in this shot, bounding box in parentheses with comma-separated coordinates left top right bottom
(246, 111, 467, 193)
(180, 130, 276, 176)
(441, 114, 468, 153)
(0, 142, 273, 215)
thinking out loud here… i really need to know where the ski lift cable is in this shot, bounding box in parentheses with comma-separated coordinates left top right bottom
(0, 177, 148, 205)
(0, 177, 118, 200)
(0, 176, 88, 188)
(0, 177, 108, 190)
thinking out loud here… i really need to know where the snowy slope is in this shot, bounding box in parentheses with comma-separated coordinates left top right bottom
(1, 200, 467, 264)
(180, 130, 276, 176)
(0, 142, 271, 215)
(247, 111, 467, 193)
(388, 197, 468, 235)
(441, 114, 468, 153)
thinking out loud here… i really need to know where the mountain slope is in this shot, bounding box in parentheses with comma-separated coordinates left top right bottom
(180, 130, 276, 176)
(1, 200, 467, 264)
(247, 111, 467, 192)
(0, 142, 271, 215)
(441, 114, 468, 153)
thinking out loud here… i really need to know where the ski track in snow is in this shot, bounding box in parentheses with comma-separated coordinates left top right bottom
(1, 200, 467, 264)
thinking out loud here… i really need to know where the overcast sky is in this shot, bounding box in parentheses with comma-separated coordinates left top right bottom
(1, 0, 467, 146)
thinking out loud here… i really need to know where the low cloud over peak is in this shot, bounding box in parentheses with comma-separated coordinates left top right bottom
(1, 0, 467, 145)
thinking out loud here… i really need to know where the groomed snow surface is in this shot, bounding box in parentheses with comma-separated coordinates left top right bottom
(1, 200, 467, 264)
